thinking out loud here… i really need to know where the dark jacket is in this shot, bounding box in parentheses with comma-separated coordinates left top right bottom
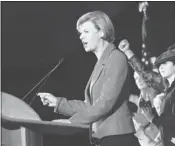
(152, 81, 175, 146)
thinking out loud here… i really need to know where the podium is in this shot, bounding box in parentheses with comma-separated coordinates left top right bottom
(1, 92, 89, 146)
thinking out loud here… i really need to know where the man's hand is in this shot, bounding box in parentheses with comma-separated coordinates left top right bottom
(37, 92, 58, 107)
(153, 93, 165, 115)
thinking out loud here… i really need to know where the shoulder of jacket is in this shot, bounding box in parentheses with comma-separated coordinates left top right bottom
(110, 49, 127, 59)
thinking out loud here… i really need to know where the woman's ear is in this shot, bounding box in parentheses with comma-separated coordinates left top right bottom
(99, 30, 104, 38)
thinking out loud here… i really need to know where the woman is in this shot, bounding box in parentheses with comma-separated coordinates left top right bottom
(130, 72, 163, 146)
(38, 11, 140, 146)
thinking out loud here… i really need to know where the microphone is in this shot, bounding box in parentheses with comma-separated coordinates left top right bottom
(22, 57, 64, 104)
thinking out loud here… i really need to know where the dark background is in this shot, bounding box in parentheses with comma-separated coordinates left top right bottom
(1, 2, 175, 146)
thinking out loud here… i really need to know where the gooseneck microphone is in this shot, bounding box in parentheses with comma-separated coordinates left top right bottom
(22, 57, 64, 105)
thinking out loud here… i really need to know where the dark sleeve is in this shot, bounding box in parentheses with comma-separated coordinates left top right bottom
(152, 102, 175, 128)
(129, 55, 164, 92)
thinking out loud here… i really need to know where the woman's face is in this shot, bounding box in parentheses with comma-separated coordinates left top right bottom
(159, 61, 175, 78)
(134, 72, 147, 90)
(79, 21, 102, 52)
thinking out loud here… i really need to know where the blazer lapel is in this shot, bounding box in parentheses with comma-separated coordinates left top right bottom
(90, 44, 116, 96)
(84, 71, 94, 104)
(90, 62, 104, 91)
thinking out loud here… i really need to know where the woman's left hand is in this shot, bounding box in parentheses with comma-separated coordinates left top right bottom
(52, 119, 71, 124)
(141, 106, 155, 122)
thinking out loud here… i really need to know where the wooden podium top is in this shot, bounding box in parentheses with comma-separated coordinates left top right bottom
(1, 92, 41, 120)
(1, 92, 89, 135)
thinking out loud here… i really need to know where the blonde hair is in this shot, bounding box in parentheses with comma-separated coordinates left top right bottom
(76, 11, 115, 43)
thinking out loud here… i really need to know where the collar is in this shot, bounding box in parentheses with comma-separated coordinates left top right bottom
(96, 43, 116, 66)
(167, 74, 175, 87)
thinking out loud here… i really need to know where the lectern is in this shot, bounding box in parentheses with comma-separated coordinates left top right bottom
(1, 92, 89, 146)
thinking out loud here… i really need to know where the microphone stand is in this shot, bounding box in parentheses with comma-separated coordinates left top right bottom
(22, 57, 64, 105)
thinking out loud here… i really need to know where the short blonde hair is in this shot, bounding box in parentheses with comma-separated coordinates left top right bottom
(76, 11, 115, 43)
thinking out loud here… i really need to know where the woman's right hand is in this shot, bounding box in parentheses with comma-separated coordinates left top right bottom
(171, 137, 175, 144)
(37, 92, 58, 107)
(118, 39, 130, 53)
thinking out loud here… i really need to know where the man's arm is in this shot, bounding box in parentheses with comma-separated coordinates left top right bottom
(152, 102, 175, 128)
(152, 113, 175, 128)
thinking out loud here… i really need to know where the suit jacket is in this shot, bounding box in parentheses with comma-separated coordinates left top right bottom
(152, 83, 175, 146)
(54, 43, 135, 139)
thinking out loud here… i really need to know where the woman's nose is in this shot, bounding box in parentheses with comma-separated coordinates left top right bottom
(79, 33, 84, 40)
(159, 64, 164, 70)
(80, 33, 85, 40)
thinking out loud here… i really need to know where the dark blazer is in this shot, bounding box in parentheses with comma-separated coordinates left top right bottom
(152, 82, 175, 146)
(55, 43, 135, 139)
